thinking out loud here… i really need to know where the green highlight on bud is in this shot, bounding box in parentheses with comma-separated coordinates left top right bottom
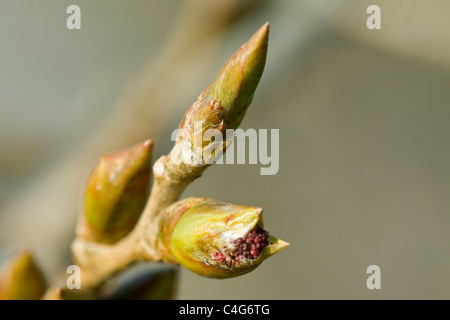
(177, 23, 269, 152)
(0, 250, 47, 300)
(205, 22, 269, 128)
(166, 198, 288, 279)
(79, 139, 153, 244)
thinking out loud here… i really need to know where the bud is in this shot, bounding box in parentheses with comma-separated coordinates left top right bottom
(165, 198, 288, 279)
(0, 250, 47, 300)
(79, 139, 152, 244)
(173, 23, 269, 165)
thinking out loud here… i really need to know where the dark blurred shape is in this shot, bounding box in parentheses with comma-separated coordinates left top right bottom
(97, 262, 178, 300)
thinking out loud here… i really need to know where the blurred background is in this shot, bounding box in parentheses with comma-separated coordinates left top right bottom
(1, 0, 449, 299)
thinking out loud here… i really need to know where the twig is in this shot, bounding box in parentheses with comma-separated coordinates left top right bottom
(71, 22, 271, 289)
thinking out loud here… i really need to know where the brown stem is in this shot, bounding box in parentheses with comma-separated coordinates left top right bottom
(71, 232, 140, 288)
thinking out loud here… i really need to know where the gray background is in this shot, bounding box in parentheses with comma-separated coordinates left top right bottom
(0, 0, 449, 299)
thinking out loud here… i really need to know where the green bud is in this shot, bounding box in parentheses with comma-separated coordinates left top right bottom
(167, 198, 288, 279)
(205, 22, 269, 128)
(79, 139, 152, 244)
(0, 250, 47, 300)
(177, 23, 269, 151)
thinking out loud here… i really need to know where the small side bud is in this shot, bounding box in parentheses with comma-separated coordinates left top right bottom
(79, 139, 152, 244)
(0, 250, 47, 300)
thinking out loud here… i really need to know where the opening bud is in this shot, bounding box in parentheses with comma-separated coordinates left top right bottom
(166, 198, 288, 279)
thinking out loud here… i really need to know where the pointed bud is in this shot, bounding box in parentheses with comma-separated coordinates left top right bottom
(165, 198, 288, 279)
(174, 23, 269, 162)
(0, 250, 47, 300)
(205, 22, 269, 128)
(42, 287, 96, 300)
(79, 139, 152, 244)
